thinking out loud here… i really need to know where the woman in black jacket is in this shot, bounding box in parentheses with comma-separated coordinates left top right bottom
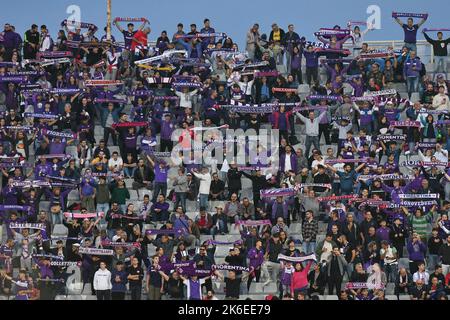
(308, 263, 327, 296)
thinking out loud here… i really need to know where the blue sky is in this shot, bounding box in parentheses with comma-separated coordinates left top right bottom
(1, 0, 449, 48)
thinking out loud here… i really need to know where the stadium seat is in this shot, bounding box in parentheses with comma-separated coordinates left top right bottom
(386, 295, 398, 300)
(52, 224, 68, 236)
(410, 92, 421, 103)
(398, 294, 411, 300)
(325, 295, 339, 300)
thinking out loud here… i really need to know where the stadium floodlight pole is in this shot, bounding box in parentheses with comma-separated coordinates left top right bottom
(106, 0, 112, 41)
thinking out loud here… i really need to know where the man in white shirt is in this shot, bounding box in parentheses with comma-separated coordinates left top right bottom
(296, 111, 327, 157)
(434, 144, 449, 163)
(39, 25, 52, 52)
(108, 152, 124, 173)
(432, 86, 450, 111)
(412, 262, 430, 285)
(93, 261, 112, 300)
(191, 167, 212, 209)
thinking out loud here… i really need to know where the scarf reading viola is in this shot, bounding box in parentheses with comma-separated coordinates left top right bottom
(317, 194, 358, 202)
(64, 212, 105, 219)
(390, 121, 421, 128)
(277, 253, 317, 263)
(42, 129, 78, 139)
(112, 122, 148, 128)
(392, 12, 428, 19)
(78, 247, 114, 256)
(235, 220, 272, 227)
(40, 58, 72, 67)
(364, 89, 397, 97)
(9, 223, 46, 230)
(298, 183, 332, 189)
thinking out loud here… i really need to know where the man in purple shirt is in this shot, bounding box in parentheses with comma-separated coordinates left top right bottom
(394, 14, 428, 53)
(156, 114, 175, 152)
(150, 194, 170, 222)
(2, 23, 22, 60)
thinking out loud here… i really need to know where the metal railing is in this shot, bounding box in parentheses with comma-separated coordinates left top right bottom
(344, 39, 435, 64)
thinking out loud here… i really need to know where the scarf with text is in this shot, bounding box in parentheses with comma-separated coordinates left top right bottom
(398, 194, 440, 199)
(325, 158, 368, 164)
(9, 223, 46, 230)
(390, 121, 421, 128)
(277, 253, 317, 263)
(64, 212, 104, 219)
(376, 135, 406, 142)
(0, 75, 28, 83)
(114, 17, 147, 22)
(357, 174, 414, 181)
(42, 129, 77, 139)
(392, 12, 428, 19)
(212, 264, 251, 272)
(78, 247, 114, 256)
(317, 194, 358, 202)
(235, 220, 272, 227)
(84, 80, 123, 87)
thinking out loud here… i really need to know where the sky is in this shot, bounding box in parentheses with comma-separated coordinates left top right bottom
(1, 0, 450, 49)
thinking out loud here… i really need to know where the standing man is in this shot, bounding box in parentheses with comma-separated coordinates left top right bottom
(127, 257, 144, 300)
(93, 261, 112, 300)
(39, 25, 53, 52)
(423, 30, 450, 73)
(200, 19, 216, 51)
(246, 24, 260, 61)
(302, 210, 319, 254)
(23, 24, 40, 59)
(285, 24, 301, 74)
(394, 14, 428, 53)
(114, 19, 148, 61)
(131, 27, 151, 61)
(295, 110, 327, 158)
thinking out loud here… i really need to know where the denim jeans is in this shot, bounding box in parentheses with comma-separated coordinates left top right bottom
(404, 42, 417, 53)
(406, 77, 419, 98)
(199, 194, 209, 210)
(384, 263, 398, 282)
(152, 182, 167, 203)
(212, 220, 228, 237)
(428, 254, 439, 272)
(174, 192, 187, 212)
(124, 167, 136, 178)
(51, 211, 63, 225)
(302, 241, 316, 255)
(305, 136, 320, 158)
(435, 56, 447, 73)
(180, 40, 203, 59)
(97, 203, 110, 226)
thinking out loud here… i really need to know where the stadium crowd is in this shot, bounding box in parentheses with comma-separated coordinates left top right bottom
(0, 10, 450, 301)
